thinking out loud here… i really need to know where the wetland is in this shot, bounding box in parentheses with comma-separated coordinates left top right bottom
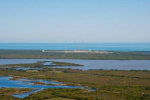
(0, 50, 150, 100)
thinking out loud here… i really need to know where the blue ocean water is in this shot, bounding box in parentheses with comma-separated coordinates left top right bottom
(0, 43, 150, 51)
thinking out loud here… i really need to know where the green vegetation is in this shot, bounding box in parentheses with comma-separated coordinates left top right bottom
(0, 49, 150, 99)
(0, 62, 43, 68)
(0, 49, 150, 60)
(0, 88, 31, 100)
(52, 61, 83, 66)
(0, 68, 150, 100)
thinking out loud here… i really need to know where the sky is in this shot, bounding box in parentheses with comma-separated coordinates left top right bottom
(0, 0, 150, 43)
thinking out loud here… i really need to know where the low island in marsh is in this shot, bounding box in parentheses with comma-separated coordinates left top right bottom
(0, 61, 83, 68)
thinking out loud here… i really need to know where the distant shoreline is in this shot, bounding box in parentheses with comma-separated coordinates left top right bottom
(0, 49, 150, 60)
(42, 50, 113, 54)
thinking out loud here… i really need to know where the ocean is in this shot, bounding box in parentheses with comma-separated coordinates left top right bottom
(0, 43, 150, 51)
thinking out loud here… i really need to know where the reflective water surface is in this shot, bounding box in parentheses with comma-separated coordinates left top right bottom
(0, 76, 81, 98)
(0, 59, 150, 70)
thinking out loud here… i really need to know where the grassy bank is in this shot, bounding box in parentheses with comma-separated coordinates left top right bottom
(0, 88, 31, 100)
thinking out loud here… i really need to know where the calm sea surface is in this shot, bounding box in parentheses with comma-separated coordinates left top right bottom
(0, 43, 150, 51)
(0, 59, 150, 70)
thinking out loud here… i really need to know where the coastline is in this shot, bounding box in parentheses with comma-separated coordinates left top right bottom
(0, 49, 150, 60)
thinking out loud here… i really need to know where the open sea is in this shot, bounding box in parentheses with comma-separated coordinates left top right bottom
(0, 43, 150, 51)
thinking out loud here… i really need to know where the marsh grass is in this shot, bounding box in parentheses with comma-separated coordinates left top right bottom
(0, 68, 150, 99)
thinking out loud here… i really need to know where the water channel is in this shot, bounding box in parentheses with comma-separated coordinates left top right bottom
(0, 76, 82, 98)
(0, 59, 150, 70)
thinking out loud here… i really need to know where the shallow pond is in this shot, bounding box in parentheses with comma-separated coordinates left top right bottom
(0, 76, 81, 98)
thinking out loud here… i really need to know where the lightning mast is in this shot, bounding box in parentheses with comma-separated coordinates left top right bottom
(65, 41, 66, 51)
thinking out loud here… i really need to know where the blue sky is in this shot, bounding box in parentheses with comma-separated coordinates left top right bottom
(0, 0, 150, 43)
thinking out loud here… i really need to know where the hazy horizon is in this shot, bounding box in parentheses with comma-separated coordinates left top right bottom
(0, 42, 150, 44)
(0, 0, 150, 43)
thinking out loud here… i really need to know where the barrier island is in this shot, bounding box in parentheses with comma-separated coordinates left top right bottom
(0, 49, 150, 60)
